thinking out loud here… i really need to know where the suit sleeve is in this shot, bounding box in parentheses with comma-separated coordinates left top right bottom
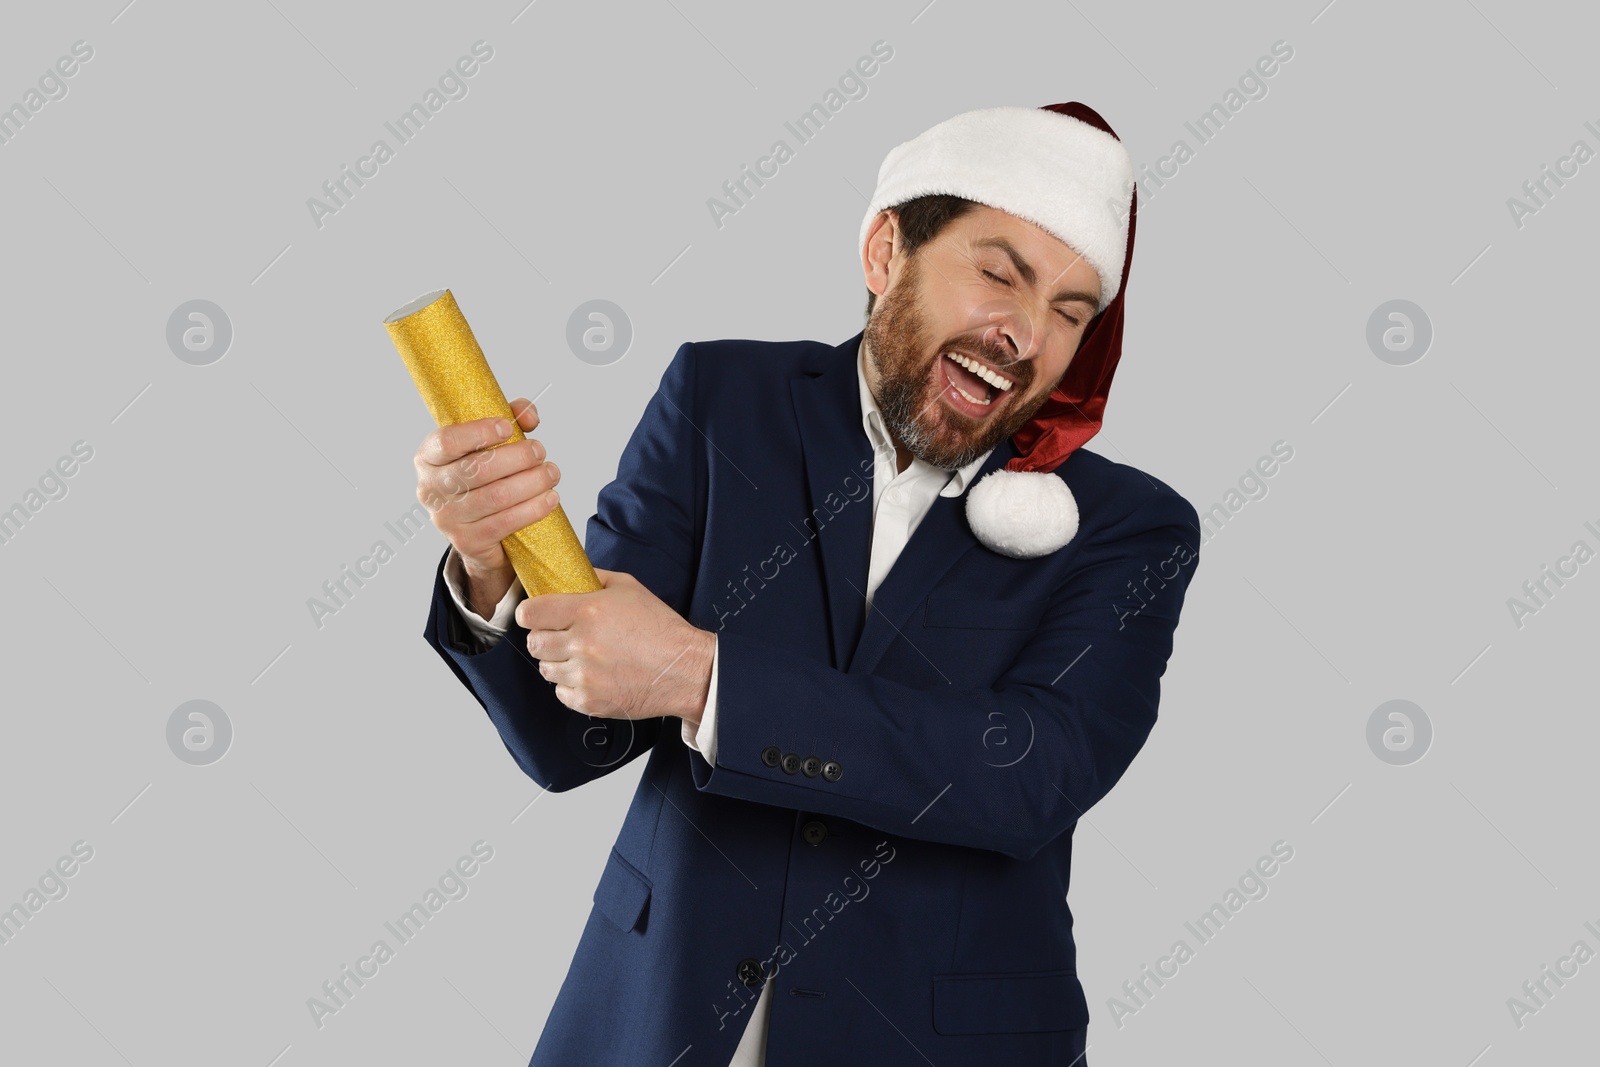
(688, 492, 1201, 861)
(421, 342, 705, 792)
(441, 545, 525, 651)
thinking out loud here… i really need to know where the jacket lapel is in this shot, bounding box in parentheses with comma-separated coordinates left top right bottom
(789, 333, 875, 670)
(788, 332, 1022, 676)
(846, 436, 1017, 675)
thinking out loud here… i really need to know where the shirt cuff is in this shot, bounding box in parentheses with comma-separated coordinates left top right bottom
(443, 546, 527, 649)
(680, 634, 718, 765)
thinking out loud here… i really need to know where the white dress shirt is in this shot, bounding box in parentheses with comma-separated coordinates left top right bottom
(441, 338, 993, 1066)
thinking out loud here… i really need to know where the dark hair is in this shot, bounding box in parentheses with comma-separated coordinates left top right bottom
(863, 194, 982, 318)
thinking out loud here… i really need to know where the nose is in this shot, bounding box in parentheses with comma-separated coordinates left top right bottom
(982, 313, 1040, 367)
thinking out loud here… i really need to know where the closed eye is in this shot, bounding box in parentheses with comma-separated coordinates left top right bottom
(983, 270, 1081, 325)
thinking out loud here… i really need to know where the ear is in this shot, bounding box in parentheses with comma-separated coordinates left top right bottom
(861, 209, 901, 302)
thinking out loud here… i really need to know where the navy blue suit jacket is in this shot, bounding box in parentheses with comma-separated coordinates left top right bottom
(422, 331, 1201, 1066)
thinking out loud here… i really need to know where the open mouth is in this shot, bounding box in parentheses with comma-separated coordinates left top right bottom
(939, 350, 1014, 414)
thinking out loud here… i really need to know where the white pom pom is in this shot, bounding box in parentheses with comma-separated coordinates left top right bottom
(964, 468, 1080, 559)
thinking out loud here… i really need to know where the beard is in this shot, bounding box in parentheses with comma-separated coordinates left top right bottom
(863, 250, 1052, 470)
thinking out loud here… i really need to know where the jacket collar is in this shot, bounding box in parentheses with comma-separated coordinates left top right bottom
(790, 331, 1017, 674)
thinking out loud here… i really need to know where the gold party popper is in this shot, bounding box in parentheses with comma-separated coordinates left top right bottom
(384, 288, 601, 596)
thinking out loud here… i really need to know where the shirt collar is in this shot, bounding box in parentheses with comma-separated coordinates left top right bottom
(857, 339, 993, 497)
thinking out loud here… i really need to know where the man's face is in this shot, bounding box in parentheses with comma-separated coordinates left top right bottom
(862, 204, 1102, 470)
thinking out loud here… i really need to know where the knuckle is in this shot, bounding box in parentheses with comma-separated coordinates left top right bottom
(434, 471, 464, 503)
(455, 451, 486, 484)
(432, 428, 456, 461)
(451, 453, 482, 487)
(478, 479, 505, 513)
(418, 479, 448, 514)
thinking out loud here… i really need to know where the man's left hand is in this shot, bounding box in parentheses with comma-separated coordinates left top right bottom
(516, 567, 714, 724)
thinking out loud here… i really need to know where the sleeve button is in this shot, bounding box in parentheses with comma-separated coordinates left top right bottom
(736, 957, 765, 987)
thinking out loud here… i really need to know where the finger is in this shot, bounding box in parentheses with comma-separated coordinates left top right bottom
(453, 489, 561, 558)
(535, 643, 566, 669)
(551, 682, 582, 714)
(445, 460, 560, 528)
(419, 436, 550, 515)
(447, 436, 551, 497)
(417, 415, 516, 468)
(528, 632, 572, 670)
(516, 590, 582, 633)
(508, 397, 540, 432)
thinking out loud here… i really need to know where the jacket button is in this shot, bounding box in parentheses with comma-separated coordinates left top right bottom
(821, 759, 843, 783)
(760, 745, 782, 768)
(780, 752, 802, 775)
(736, 957, 765, 987)
(802, 820, 828, 846)
(801, 755, 822, 777)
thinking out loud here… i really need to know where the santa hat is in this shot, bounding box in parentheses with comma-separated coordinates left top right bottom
(858, 102, 1138, 559)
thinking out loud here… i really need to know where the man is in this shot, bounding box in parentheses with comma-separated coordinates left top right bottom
(413, 102, 1201, 1066)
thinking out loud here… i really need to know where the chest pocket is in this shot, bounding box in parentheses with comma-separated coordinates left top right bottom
(923, 592, 1052, 631)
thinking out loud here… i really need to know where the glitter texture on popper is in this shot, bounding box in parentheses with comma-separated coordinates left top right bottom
(385, 288, 601, 596)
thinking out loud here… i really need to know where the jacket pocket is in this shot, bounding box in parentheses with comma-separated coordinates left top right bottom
(593, 848, 652, 933)
(923, 593, 1052, 631)
(931, 968, 1089, 1035)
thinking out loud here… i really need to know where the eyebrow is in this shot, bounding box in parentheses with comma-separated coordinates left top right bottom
(973, 237, 1099, 309)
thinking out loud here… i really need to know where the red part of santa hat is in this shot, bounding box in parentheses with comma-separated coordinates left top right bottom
(1006, 102, 1137, 480)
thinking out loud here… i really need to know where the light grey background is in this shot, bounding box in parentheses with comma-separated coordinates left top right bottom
(1, 0, 1594, 1064)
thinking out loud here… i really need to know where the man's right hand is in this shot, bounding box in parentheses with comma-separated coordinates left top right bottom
(414, 397, 562, 619)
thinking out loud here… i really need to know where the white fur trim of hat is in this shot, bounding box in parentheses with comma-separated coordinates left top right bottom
(857, 106, 1134, 312)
